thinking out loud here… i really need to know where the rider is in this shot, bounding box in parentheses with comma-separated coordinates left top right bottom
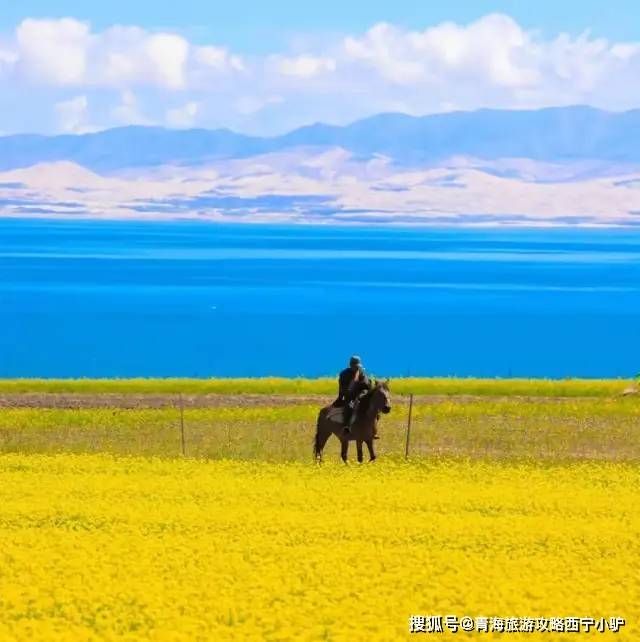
(333, 355, 372, 434)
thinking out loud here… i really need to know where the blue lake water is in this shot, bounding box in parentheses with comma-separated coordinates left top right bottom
(1, 218, 639, 379)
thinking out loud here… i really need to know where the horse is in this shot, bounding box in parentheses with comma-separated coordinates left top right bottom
(313, 380, 392, 463)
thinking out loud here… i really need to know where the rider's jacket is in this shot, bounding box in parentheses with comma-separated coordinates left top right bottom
(333, 367, 371, 407)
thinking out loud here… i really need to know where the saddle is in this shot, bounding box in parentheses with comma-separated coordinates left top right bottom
(325, 392, 371, 426)
(326, 406, 346, 425)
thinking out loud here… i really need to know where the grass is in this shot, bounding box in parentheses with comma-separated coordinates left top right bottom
(0, 376, 637, 396)
(2, 398, 639, 462)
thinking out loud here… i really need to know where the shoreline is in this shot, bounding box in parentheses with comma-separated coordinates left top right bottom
(0, 377, 635, 398)
(3, 213, 640, 229)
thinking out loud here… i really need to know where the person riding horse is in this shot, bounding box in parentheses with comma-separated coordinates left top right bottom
(332, 355, 378, 437)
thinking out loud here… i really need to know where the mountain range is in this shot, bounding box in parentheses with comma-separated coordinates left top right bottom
(1, 106, 639, 172)
(1, 106, 639, 226)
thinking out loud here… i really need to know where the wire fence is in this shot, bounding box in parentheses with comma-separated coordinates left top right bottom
(1, 392, 639, 462)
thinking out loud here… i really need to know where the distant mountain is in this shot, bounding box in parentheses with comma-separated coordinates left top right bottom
(1, 106, 639, 172)
(0, 127, 265, 172)
(280, 107, 640, 164)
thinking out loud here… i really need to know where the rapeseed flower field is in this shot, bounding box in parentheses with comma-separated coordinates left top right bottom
(0, 454, 637, 641)
(0, 377, 634, 397)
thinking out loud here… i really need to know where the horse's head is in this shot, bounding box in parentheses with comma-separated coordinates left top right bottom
(370, 379, 392, 415)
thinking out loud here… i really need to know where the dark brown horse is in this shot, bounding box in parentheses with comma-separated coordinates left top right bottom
(314, 380, 392, 463)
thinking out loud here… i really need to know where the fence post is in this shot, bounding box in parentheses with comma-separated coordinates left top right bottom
(179, 393, 186, 456)
(404, 393, 413, 458)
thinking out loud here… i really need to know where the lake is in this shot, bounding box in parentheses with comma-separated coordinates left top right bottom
(1, 218, 639, 378)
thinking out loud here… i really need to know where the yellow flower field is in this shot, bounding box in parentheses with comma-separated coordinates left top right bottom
(0, 454, 637, 641)
(0, 377, 633, 397)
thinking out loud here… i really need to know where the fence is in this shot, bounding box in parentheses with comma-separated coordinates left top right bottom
(0, 392, 638, 462)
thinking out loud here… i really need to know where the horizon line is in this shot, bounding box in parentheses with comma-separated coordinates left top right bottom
(2, 103, 638, 140)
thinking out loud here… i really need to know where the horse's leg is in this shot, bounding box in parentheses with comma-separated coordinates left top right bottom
(340, 437, 349, 463)
(314, 424, 332, 463)
(356, 439, 364, 464)
(366, 438, 377, 462)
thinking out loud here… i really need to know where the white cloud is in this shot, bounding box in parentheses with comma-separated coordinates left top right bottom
(166, 101, 200, 128)
(111, 90, 151, 126)
(340, 15, 640, 106)
(55, 95, 91, 133)
(145, 33, 189, 89)
(16, 18, 89, 84)
(274, 55, 336, 78)
(7, 18, 243, 91)
(0, 44, 18, 66)
(194, 45, 244, 72)
(2, 14, 640, 134)
(342, 15, 546, 88)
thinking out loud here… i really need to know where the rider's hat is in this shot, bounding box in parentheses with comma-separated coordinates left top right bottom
(349, 355, 362, 366)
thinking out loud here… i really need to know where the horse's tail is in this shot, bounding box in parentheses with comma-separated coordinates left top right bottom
(313, 411, 324, 461)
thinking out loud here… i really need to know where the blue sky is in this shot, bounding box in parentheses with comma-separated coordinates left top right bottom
(1, 2, 639, 135)
(2, 1, 639, 47)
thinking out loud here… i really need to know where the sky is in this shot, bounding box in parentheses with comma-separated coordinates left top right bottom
(1, 1, 639, 136)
